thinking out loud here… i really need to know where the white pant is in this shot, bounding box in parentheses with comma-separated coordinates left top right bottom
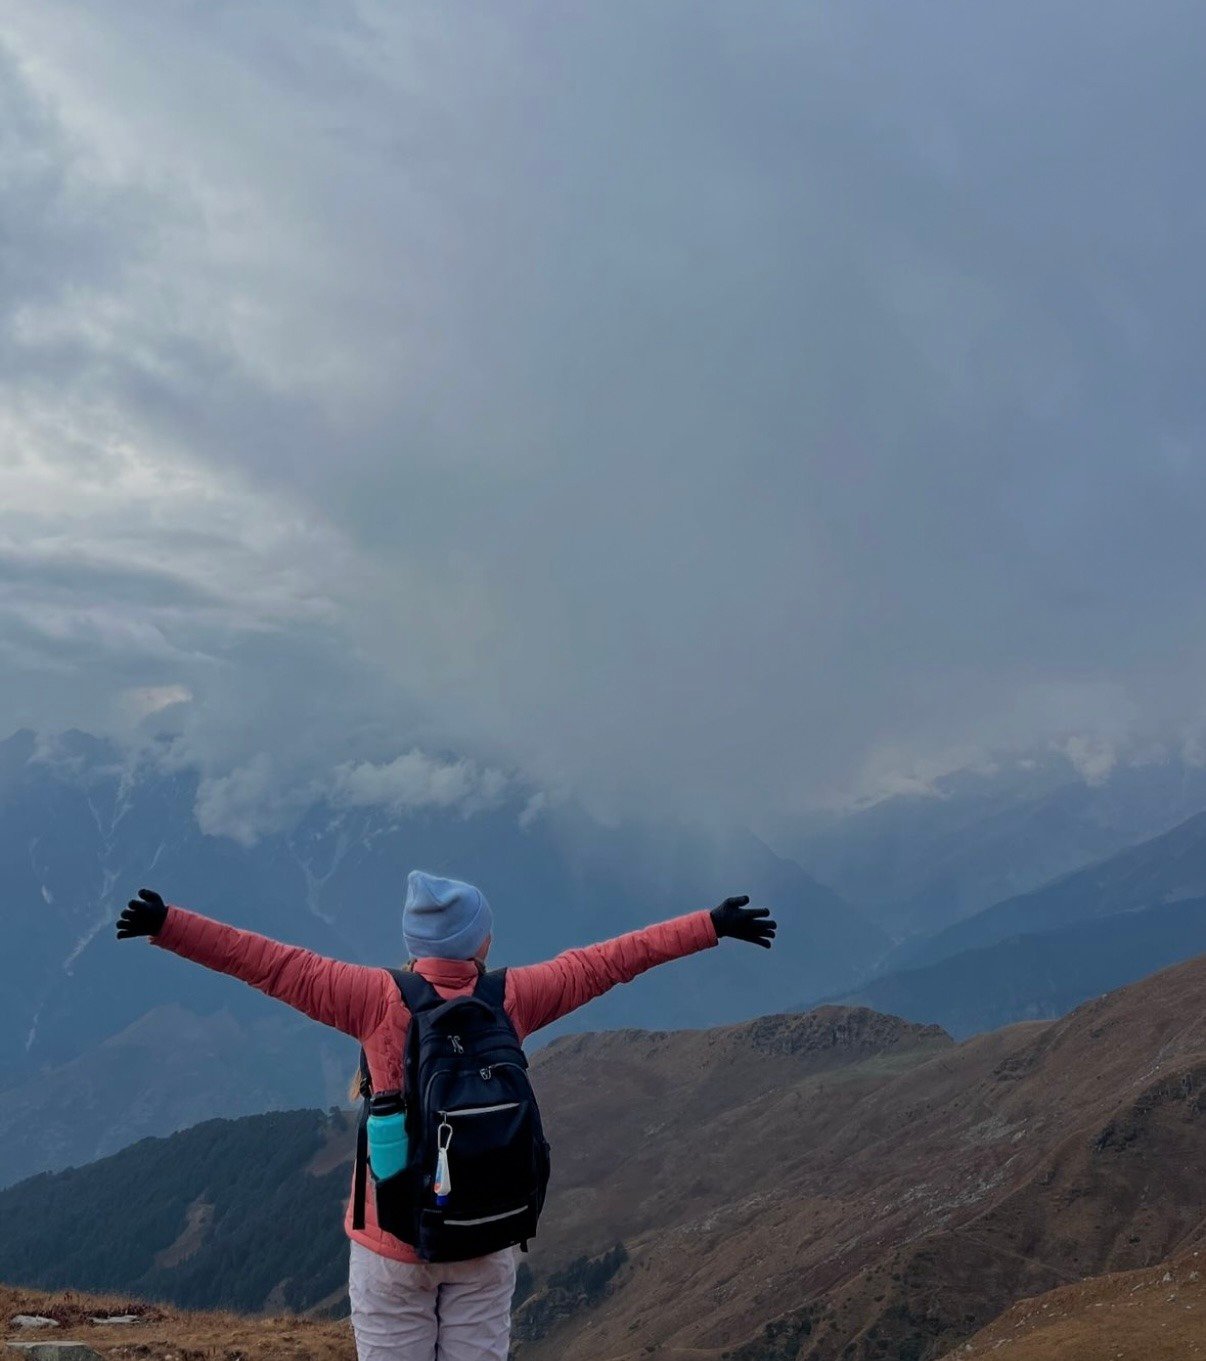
(348, 1240, 517, 1361)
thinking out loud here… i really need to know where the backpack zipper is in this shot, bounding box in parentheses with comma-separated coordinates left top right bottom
(422, 1060, 527, 1117)
(439, 1101, 520, 1119)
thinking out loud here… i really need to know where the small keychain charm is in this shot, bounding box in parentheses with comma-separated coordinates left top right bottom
(434, 1121, 453, 1206)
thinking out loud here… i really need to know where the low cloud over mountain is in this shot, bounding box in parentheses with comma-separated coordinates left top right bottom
(3, 3, 1206, 829)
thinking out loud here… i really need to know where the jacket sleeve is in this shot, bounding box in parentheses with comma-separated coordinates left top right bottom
(505, 909, 718, 1038)
(152, 906, 395, 1042)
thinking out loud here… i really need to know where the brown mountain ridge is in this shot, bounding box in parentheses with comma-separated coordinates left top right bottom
(513, 956, 1206, 1359)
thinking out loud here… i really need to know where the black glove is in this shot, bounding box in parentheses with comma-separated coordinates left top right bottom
(117, 888, 168, 940)
(710, 895, 777, 948)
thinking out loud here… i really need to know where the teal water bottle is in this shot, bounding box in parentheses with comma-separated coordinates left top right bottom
(367, 1091, 409, 1181)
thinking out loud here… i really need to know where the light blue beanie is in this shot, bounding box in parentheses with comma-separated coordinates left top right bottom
(403, 870, 493, 960)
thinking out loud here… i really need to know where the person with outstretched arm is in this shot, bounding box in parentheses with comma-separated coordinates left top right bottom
(116, 872, 776, 1361)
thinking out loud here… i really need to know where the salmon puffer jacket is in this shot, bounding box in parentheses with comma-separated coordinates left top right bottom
(152, 904, 718, 1263)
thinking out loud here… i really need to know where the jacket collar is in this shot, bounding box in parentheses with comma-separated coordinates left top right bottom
(412, 957, 482, 988)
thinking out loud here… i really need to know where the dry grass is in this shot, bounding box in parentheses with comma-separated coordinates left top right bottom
(939, 1250, 1206, 1360)
(1, 1284, 355, 1360)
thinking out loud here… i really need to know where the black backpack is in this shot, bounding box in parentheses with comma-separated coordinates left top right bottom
(352, 968, 551, 1262)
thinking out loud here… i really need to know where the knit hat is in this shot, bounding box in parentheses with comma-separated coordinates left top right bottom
(403, 870, 493, 960)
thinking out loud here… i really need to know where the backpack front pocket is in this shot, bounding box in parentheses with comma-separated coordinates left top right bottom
(436, 1100, 534, 1213)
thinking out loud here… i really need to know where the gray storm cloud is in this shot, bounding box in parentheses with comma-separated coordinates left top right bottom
(1, 0, 1205, 828)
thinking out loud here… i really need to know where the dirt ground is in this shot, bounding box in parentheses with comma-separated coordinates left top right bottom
(940, 1251, 1205, 1360)
(1, 1284, 356, 1360)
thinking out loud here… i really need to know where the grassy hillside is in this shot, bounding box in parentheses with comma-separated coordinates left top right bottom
(0, 1109, 351, 1314)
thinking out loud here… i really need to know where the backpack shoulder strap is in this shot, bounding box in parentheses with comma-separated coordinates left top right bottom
(351, 1046, 371, 1231)
(389, 967, 442, 1014)
(473, 966, 507, 1010)
(476, 968, 524, 1049)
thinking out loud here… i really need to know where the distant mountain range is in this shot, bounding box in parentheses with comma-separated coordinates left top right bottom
(782, 754, 1206, 935)
(811, 810, 1206, 1037)
(0, 726, 885, 1187)
(0, 1005, 350, 1189)
(2, 953, 1204, 1360)
(829, 896, 1206, 1037)
(894, 807, 1206, 970)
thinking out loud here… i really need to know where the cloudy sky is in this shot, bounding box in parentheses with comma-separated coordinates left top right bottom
(2, 1, 1205, 831)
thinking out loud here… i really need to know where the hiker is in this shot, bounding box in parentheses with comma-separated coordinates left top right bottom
(116, 873, 776, 1361)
